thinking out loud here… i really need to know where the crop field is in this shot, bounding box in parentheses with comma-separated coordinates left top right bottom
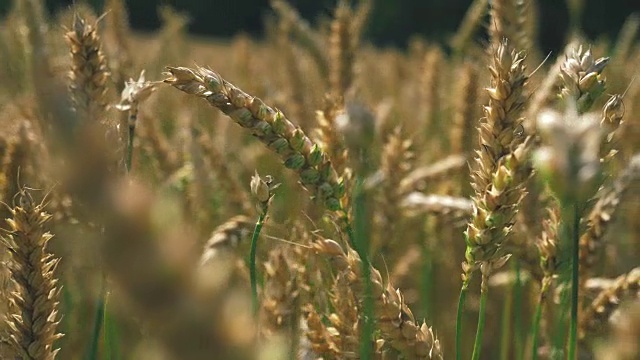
(0, 0, 639, 359)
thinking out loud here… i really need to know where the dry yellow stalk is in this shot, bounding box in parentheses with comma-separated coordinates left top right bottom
(488, 0, 534, 55)
(16, 0, 48, 88)
(313, 239, 444, 359)
(164, 66, 349, 223)
(153, 6, 189, 75)
(464, 40, 531, 280)
(351, 0, 372, 43)
(451, 62, 480, 156)
(612, 14, 640, 62)
(0, 12, 30, 94)
(275, 18, 307, 127)
(374, 127, 415, 252)
(514, 0, 536, 55)
(401, 193, 473, 217)
(450, 0, 489, 53)
(450, 60, 481, 203)
(102, 0, 133, 93)
(2, 188, 63, 360)
(137, 113, 180, 176)
(419, 46, 444, 143)
(65, 14, 110, 123)
(270, 0, 328, 80)
(390, 244, 422, 285)
(18, 0, 76, 143)
(329, 0, 357, 99)
(489, 0, 520, 47)
(399, 154, 467, 194)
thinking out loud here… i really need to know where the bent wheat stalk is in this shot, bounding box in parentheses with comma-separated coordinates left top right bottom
(164, 66, 353, 242)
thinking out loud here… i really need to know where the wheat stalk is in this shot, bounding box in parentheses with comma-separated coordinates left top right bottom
(458, 39, 531, 360)
(164, 66, 350, 230)
(463, 40, 530, 281)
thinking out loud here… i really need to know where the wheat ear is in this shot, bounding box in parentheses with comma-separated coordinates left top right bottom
(458, 39, 530, 360)
(580, 267, 640, 340)
(463, 39, 530, 281)
(313, 239, 444, 359)
(2, 188, 63, 360)
(579, 155, 640, 292)
(65, 13, 110, 123)
(164, 67, 349, 229)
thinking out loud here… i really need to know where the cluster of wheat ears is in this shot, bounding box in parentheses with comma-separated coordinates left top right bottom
(0, 0, 639, 359)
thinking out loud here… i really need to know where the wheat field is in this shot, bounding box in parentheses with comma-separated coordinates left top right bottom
(0, 0, 639, 359)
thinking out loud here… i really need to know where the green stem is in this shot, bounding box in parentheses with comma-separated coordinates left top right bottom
(500, 281, 513, 360)
(104, 292, 120, 360)
(455, 278, 470, 360)
(125, 104, 138, 173)
(530, 284, 547, 360)
(471, 277, 489, 360)
(85, 278, 106, 360)
(553, 285, 570, 354)
(249, 212, 266, 316)
(359, 252, 374, 360)
(420, 243, 434, 320)
(352, 178, 373, 360)
(568, 204, 580, 360)
(126, 125, 135, 173)
(420, 216, 436, 320)
(514, 261, 524, 360)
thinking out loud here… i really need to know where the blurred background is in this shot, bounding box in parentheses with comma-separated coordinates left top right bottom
(2, 0, 639, 53)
